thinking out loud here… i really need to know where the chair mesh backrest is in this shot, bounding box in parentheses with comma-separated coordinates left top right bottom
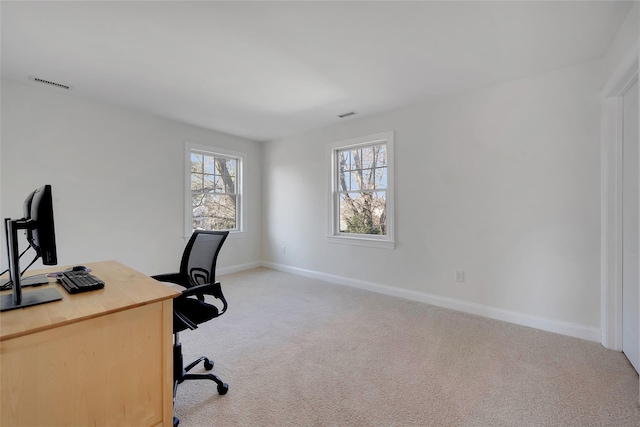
(180, 231, 229, 288)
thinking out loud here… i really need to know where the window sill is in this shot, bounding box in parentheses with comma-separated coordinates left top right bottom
(326, 235, 395, 250)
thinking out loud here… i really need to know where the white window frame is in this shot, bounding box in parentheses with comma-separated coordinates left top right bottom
(184, 142, 246, 239)
(326, 131, 395, 249)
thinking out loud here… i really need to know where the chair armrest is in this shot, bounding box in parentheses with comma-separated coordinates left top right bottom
(177, 282, 228, 315)
(174, 309, 198, 330)
(152, 272, 185, 287)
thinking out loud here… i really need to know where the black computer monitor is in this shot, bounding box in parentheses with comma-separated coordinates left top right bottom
(2, 185, 62, 311)
(23, 185, 58, 265)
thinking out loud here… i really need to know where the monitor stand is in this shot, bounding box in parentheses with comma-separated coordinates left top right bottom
(0, 287, 63, 312)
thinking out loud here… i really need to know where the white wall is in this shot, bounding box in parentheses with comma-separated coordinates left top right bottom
(602, 1, 639, 86)
(1, 79, 262, 276)
(262, 59, 604, 335)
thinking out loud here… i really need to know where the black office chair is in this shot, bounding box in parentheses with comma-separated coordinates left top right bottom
(152, 230, 230, 425)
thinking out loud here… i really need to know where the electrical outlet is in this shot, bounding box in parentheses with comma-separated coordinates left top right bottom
(282, 246, 286, 254)
(455, 270, 465, 282)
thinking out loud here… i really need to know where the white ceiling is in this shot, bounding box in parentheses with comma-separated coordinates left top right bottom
(1, 1, 634, 142)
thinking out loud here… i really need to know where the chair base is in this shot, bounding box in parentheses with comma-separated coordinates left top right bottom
(173, 342, 229, 425)
(174, 344, 229, 393)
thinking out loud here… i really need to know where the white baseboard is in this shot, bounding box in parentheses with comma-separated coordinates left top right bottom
(262, 261, 601, 343)
(217, 261, 262, 276)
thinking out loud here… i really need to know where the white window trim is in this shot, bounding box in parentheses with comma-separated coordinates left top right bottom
(184, 141, 247, 239)
(326, 131, 395, 249)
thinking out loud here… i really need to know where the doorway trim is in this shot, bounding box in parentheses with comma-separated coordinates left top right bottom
(601, 45, 639, 350)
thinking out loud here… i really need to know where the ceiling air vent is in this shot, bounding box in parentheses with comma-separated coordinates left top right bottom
(338, 111, 357, 118)
(30, 76, 71, 90)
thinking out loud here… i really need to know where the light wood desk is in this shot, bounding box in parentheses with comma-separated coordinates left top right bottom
(0, 260, 180, 427)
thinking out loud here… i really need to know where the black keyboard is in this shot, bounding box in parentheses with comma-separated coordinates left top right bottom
(57, 271, 105, 294)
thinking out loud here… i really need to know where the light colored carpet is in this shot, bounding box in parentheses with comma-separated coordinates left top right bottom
(174, 268, 640, 426)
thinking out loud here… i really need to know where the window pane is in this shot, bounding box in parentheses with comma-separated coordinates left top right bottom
(361, 146, 375, 169)
(192, 194, 237, 231)
(339, 151, 349, 172)
(364, 168, 377, 190)
(192, 193, 205, 214)
(349, 172, 360, 191)
(374, 168, 387, 189)
(351, 149, 361, 169)
(204, 156, 217, 174)
(340, 149, 354, 170)
(191, 154, 203, 173)
(339, 150, 349, 170)
(197, 175, 213, 193)
(214, 158, 236, 193)
(338, 191, 387, 235)
(376, 145, 387, 167)
(191, 174, 203, 192)
(226, 159, 237, 177)
(338, 168, 348, 191)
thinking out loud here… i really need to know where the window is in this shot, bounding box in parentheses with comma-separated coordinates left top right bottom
(327, 131, 395, 249)
(185, 142, 245, 237)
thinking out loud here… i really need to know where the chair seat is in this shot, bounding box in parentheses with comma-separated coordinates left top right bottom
(173, 298, 220, 333)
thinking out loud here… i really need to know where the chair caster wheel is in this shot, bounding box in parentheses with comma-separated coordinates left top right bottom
(204, 359, 214, 370)
(218, 383, 229, 395)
